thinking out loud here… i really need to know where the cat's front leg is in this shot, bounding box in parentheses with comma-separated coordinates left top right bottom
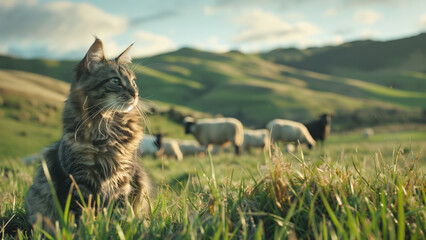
(129, 165, 152, 217)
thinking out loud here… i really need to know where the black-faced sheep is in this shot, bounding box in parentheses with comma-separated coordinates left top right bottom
(162, 138, 183, 161)
(183, 117, 244, 155)
(242, 129, 270, 153)
(266, 119, 316, 149)
(138, 134, 163, 158)
(304, 113, 333, 143)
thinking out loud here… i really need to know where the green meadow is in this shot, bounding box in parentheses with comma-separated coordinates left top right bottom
(1, 33, 426, 238)
(1, 129, 425, 239)
(0, 83, 425, 238)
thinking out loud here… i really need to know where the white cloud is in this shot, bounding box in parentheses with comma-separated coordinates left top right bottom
(360, 28, 379, 39)
(323, 8, 337, 17)
(232, 9, 320, 45)
(331, 35, 344, 45)
(131, 31, 177, 57)
(204, 6, 217, 16)
(0, 0, 36, 9)
(353, 9, 382, 24)
(0, 1, 127, 58)
(194, 36, 230, 53)
(419, 14, 426, 29)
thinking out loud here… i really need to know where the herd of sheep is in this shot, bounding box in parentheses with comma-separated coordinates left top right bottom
(138, 114, 334, 161)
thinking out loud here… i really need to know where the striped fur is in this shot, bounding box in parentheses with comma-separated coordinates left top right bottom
(25, 39, 151, 229)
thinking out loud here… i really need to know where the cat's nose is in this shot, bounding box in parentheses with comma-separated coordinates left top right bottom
(129, 89, 137, 99)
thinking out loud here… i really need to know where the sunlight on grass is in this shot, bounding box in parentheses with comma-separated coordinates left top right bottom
(1, 143, 425, 239)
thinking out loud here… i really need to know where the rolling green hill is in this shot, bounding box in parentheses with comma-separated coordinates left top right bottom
(0, 70, 200, 158)
(135, 47, 425, 127)
(1, 34, 425, 129)
(261, 33, 426, 92)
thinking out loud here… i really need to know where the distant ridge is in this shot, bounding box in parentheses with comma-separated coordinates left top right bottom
(1, 33, 425, 126)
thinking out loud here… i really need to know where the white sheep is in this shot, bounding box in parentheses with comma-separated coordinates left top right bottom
(266, 119, 316, 149)
(183, 117, 244, 155)
(363, 128, 374, 138)
(284, 144, 296, 153)
(138, 134, 163, 158)
(178, 139, 206, 157)
(162, 138, 183, 161)
(242, 129, 270, 153)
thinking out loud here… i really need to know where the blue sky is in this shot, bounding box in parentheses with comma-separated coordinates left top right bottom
(1, 0, 426, 59)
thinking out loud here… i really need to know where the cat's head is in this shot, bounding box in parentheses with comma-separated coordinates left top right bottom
(72, 38, 138, 114)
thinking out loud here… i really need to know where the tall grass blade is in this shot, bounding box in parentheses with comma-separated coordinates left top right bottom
(397, 184, 405, 240)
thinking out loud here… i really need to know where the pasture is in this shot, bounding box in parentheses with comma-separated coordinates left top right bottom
(0, 37, 426, 238)
(1, 122, 425, 239)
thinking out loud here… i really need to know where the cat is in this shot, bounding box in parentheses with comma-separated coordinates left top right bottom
(25, 38, 151, 230)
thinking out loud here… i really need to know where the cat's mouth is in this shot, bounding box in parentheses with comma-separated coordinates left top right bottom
(124, 98, 138, 112)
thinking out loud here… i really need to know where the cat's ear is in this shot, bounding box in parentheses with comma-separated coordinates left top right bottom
(116, 43, 134, 65)
(84, 38, 106, 72)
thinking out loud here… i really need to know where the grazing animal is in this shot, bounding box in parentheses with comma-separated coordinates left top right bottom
(162, 138, 183, 161)
(266, 119, 316, 149)
(22, 151, 44, 165)
(25, 38, 152, 229)
(284, 144, 296, 153)
(242, 129, 270, 152)
(183, 117, 244, 155)
(363, 128, 374, 138)
(304, 113, 333, 143)
(138, 134, 163, 158)
(178, 139, 206, 157)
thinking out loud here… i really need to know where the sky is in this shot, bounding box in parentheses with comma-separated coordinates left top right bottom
(1, 0, 426, 60)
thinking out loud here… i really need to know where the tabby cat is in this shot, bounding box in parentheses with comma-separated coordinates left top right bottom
(25, 38, 151, 228)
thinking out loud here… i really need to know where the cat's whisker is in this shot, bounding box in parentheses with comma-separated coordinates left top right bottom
(83, 99, 112, 111)
(101, 103, 118, 137)
(74, 102, 115, 141)
(135, 103, 151, 136)
(74, 100, 112, 133)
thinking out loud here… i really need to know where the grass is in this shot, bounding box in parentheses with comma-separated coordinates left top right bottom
(1, 135, 425, 239)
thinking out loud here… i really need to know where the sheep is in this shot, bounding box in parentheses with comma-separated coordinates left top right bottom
(161, 138, 183, 161)
(183, 116, 244, 155)
(363, 128, 374, 138)
(266, 119, 316, 149)
(304, 113, 333, 144)
(22, 152, 44, 165)
(284, 144, 296, 153)
(138, 134, 163, 158)
(178, 139, 207, 157)
(242, 129, 270, 153)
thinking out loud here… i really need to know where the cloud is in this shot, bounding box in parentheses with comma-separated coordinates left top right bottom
(343, 0, 409, 6)
(0, 1, 127, 58)
(231, 9, 319, 45)
(353, 9, 382, 24)
(419, 13, 426, 29)
(129, 10, 178, 27)
(323, 8, 338, 17)
(212, 0, 305, 8)
(194, 36, 230, 53)
(131, 31, 177, 57)
(360, 28, 379, 39)
(331, 35, 345, 45)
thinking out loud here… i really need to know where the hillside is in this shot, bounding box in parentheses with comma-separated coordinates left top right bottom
(135, 48, 425, 127)
(0, 70, 198, 158)
(0, 70, 66, 158)
(1, 34, 426, 128)
(261, 33, 426, 92)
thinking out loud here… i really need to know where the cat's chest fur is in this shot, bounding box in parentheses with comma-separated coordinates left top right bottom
(61, 112, 142, 198)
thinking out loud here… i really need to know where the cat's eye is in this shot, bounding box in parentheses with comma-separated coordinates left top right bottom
(111, 78, 120, 85)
